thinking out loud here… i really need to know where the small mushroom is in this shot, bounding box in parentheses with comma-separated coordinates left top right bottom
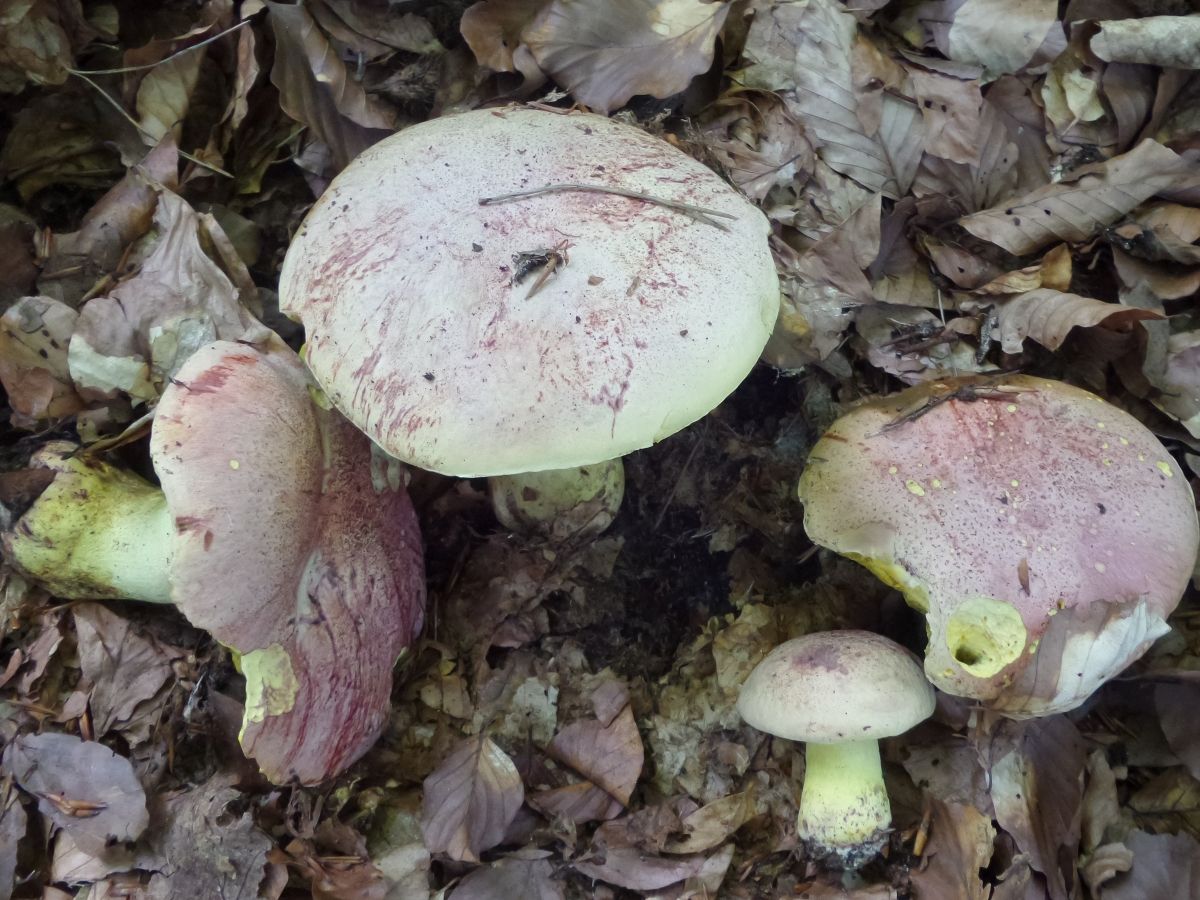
(737, 631, 934, 866)
(278, 107, 780, 524)
(489, 458, 625, 539)
(798, 375, 1200, 716)
(3, 338, 425, 784)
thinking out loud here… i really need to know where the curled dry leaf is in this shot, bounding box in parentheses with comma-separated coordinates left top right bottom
(420, 735, 524, 862)
(0, 784, 26, 900)
(960, 287, 1162, 353)
(662, 789, 757, 854)
(575, 841, 732, 893)
(908, 798, 993, 900)
(959, 140, 1197, 256)
(988, 718, 1085, 900)
(460, 0, 547, 83)
(523, 0, 729, 114)
(1102, 830, 1200, 900)
(548, 704, 644, 806)
(3, 732, 148, 857)
(317, 1, 442, 56)
(68, 188, 268, 404)
(1090, 16, 1200, 70)
(265, 0, 394, 170)
(1151, 332, 1200, 438)
(0, 0, 76, 88)
(0, 296, 85, 429)
(908, 68, 985, 166)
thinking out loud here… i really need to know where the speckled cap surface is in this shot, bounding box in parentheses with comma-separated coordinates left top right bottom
(279, 107, 780, 476)
(737, 631, 935, 743)
(798, 375, 1199, 716)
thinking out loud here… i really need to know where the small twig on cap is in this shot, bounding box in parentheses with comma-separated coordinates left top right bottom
(479, 183, 735, 231)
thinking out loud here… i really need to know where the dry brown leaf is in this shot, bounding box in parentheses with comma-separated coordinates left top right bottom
(420, 735, 524, 862)
(68, 187, 266, 403)
(973, 243, 1072, 295)
(1151, 332, 1200, 437)
(958, 140, 1197, 255)
(988, 717, 1085, 900)
(548, 704, 643, 806)
(136, 49, 203, 143)
(318, 1, 442, 55)
(1102, 830, 1200, 900)
(946, 0, 1059, 75)
(1102, 62, 1157, 153)
(0, 296, 85, 428)
(962, 287, 1162, 353)
(0, 0, 76, 88)
(1081, 750, 1122, 855)
(1091, 16, 1200, 69)
(913, 97, 1017, 212)
(908, 798, 993, 900)
(698, 91, 814, 202)
(451, 851, 564, 900)
(573, 842, 730, 893)
(909, 68, 985, 166)
(527, 779, 624, 824)
(3, 732, 148, 857)
(523, 0, 729, 114)
(662, 790, 756, 854)
(985, 75, 1051, 194)
(461, 0, 547, 74)
(743, 0, 903, 195)
(72, 603, 178, 742)
(266, 0, 393, 170)
(0, 784, 25, 900)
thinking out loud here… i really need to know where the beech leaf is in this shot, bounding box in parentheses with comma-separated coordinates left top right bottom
(947, 0, 1059, 76)
(461, 0, 548, 73)
(958, 140, 1198, 255)
(548, 704, 644, 806)
(420, 735, 524, 862)
(1090, 16, 1200, 69)
(967, 288, 1163, 353)
(1102, 830, 1200, 900)
(452, 853, 564, 900)
(3, 732, 148, 857)
(523, 0, 729, 114)
(908, 798, 994, 900)
(0, 296, 85, 428)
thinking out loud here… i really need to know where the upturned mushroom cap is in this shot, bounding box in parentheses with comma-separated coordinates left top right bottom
(798, 375, 1199, 716)
(737, 631, 934, 743)
(279, 107, 780, 477)
(151, 338, 425, 783)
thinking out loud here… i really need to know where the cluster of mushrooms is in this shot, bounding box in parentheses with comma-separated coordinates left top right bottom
(3, 107, 1198, 869)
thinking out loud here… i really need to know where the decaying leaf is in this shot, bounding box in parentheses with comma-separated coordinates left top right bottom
(523, 0, 729, 114)
(662, 789, 757, 854)
(547, 703, 644, 806)
(1152, 332, 1200, 438)
(1102, 829, 1200, 900)
(908, 798, 993, 900)
(946, 0, 1059, 76)
(959, 140, 1198, 256)
(0, 295, 85, 428)
(3, 732, 148, 857)
(960, 288, 1162, 353)
(452, 850, 564, 900)
(420, 735, 524, 862)
(1090, 16, 1200, 70)
(0, 784, 26, 900)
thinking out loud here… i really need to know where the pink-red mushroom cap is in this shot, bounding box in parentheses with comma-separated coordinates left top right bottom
(151, 338, 425, 783)
(797, 375, 1199, 716)
(278, 107, 780, 477)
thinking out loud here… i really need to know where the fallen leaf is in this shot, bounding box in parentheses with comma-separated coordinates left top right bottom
(573, 842, 729, 893)
(908, 798, 993, 900)
(451, 851, 564, 900)
(1151, 332, 1200, 438)
(946, 0, 1059, 76)
(988, 717, 1085, 900)
(662, 789, 757, 854)
(1101, 829, 1200, 900)
(1091, 16, 1200, 69)
(461, 0, 548, 76)
(548, 704, 644, 806)
(420, 735, 524, 862)
(72, 603, 178, 742)
(0, 0, 76, 88)
(523, 0, 729, 114)
(912, 96, 1017, 212)
(959, 140, 1198, 255)
(318, 1, 443, 55)
(265, 0, 393, 170)
(0, 785, 26, 900)
(961, 288, 1162, 353)
(909, 68, 985, 166)
(3, 732, 148, 857)
(135, 47, 204, 143)
(0, 296, 86, 428)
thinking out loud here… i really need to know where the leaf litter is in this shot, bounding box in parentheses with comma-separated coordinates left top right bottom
(0, 0, 1199, 898)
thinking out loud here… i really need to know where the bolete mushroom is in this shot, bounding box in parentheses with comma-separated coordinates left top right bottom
(277, 106, 779, 524)
(798, 375, 1200, 716)
(3, 338, 425, 784)
(737, 630, 934, 866)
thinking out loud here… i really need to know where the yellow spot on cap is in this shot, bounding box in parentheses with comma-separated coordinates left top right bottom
(1010, 479, 1019, 487)
(888, 465, 898, 475)
(1119, 437, 1129, 445)
(906, 479, 925, 496)
(1103, 459, 1112, 466)
(1138, 453, 1145, 461)
(229, 459, 240, 470)
(1095, 562, 1106, 573)
(1157, 461, 1174, 477)
(1101, 443, 1109, 450)
(1096, 422, 1106, 429)
(1006, 404, 1017, 412)
(932, 478, 943, 488)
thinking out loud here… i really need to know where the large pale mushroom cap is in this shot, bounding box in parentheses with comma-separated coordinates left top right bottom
(798, 375, 1199, 717)
(151, 338, 425, 783)
(737, 631, 934, 744)
(279, 107, 780, 477)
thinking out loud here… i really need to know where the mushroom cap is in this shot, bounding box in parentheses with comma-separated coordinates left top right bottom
(798, 375, 1199, 716)
(150, 338, 426, 784)
(737, 631, 934, 743)
(278, 107, 780, 477)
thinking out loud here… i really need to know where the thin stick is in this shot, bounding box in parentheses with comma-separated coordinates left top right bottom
(480, 183, 735, 231)
(71, 19, 251, 75)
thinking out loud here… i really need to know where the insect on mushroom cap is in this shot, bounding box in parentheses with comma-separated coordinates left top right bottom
(279, 107, 780, 477)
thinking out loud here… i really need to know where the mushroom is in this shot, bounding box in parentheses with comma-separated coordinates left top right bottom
(489, 458, 625, 539)
(277, 106, 780, 522)
(797, 375, 1200, 716)
(737, 630, 934, 866)
(2, 338, 425, 784)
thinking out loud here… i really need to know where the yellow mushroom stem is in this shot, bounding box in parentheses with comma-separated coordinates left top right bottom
(798, 740, 891, 860)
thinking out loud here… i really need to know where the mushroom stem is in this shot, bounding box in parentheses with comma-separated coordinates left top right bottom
(489, 458, 625, 538)
(4, 445, 173, 604)
(798, 740, 891, 859)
